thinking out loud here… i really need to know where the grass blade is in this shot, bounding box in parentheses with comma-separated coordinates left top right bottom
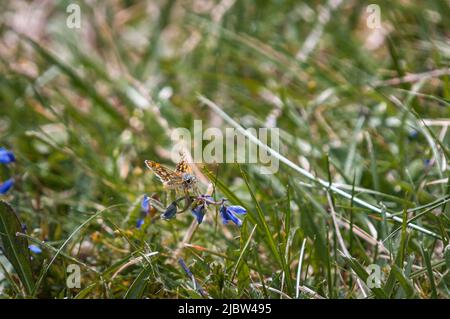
(239, 166, 294, 295)
(341, 254, 387, 299)
(198, 94, 441, 239)
(231, 224, 257, 282)
(0, 200, 35, 295)
(124, 265, 151, 299)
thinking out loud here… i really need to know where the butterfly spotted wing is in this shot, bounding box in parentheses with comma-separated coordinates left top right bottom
(144, 160, 184, 189)
(175, 153, 192, 174)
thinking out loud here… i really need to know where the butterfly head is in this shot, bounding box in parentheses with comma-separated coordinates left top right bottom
(182, 173, 197, 188)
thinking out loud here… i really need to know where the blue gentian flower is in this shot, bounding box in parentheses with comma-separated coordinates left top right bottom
(408, 130, 418, 139)
(0, 148, 15, 164)
(136, 195, 152, 229)
(162, 201, 178, 220)
(1, 148, 16, 194)
(28, 244, 42, 254)
(141, 195, 150, 215)
(191, 204, 206, 224)
(136, 218, 145, 229)
(0, 178, 14, 194)
(178, 258, 193, 277)
(219, 205, 247, 226)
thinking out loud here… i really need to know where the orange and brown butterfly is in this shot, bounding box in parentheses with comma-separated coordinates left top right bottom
(144, 154, 197, 191)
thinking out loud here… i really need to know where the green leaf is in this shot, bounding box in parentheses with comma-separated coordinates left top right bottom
(445, 245, 450, 269)
(421, 247, 438, 299)
(443, 245, 450, 288)
(390, 265, 417, 298)
(342, 255, 387, 299)
(124, 266, 151, 299)
(239, 166, 294, 295)
(74, 283, 98, 299)
(237, 263, 250, 296)
(231, 224, 257, 282)
(0, 200, 35, 295)
(383, 208, 410, 297)
(0, 259, 22, 295)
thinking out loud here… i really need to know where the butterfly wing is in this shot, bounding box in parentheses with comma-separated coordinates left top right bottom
(145, 160, 183, 188)
(175, 153, 192, 174)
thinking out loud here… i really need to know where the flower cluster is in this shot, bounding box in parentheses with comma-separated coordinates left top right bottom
(189, 195, 247, 226)
(136, 193, 247, 229)
(0, 147, 15, 195)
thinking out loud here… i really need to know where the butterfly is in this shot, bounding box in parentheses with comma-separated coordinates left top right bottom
(144, 154, 197, 191)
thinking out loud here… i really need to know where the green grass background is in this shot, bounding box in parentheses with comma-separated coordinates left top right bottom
(0, 0, 449, 298)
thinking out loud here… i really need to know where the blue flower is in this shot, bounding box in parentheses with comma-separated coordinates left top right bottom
(220, 205, 247, 226)
(136, 195, 151, 228)
(162, 201, 178, 220)
(28, 244, 42, 254)
(136, 218, 145, 229)
(0, 178, 14, 194)
(141, 195, 151, 215)
(178, 258, 193, 277)
(0, 148, 15, 194)
(0, 148, 15, 164)
(191, 204, 206, 224)
(408, 130, 418, 139)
